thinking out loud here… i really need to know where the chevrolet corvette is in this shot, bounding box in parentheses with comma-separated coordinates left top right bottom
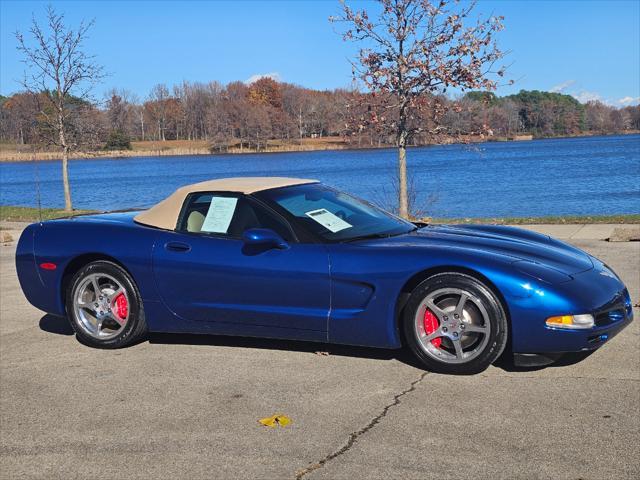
(16, 177, 633, 374)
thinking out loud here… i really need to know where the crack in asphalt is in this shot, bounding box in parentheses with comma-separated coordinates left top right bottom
(294, 371, 429, 480)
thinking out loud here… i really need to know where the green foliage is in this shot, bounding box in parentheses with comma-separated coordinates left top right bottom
(464, 91, 498, 105)
(504, 90, 585, 136)
(0, 205, 95, 222)
(104, 130, 132, 150)
(505, 89, 582, 108)
(36, 89, 93, 108)
(463, 89, 588, 137)
(428, 214, 640, 225)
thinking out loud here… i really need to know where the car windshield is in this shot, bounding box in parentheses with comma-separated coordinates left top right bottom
(259, 183, 415, 242)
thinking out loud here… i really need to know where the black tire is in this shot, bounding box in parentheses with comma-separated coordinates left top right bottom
(403, 272, 508, 374)
(66, 260, 147, 348)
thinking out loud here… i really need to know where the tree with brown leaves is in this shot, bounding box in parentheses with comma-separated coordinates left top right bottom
(16, 6, 105, 211)
(332, 0, 508, 218)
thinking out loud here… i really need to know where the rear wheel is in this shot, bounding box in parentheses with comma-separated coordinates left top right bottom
(403, 273, 508, 374)
(66, 261, 147, 348)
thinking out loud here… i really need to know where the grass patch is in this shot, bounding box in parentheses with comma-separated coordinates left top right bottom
(427, 214, 640, 224)
(0, 206, 95, 222)
(2, 205, 638, 225)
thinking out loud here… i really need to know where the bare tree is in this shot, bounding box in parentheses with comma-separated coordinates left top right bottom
(15, 5, 105, 211)
(1, 93, 40, 144)
(130, 95, 146, 141)
(147, 84, 170, 141)
(332, 0, 507, 218)
(105, 88, 135, 134)
(585, 101, 614, 133)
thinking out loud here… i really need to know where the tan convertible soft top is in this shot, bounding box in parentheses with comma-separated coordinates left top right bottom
(134, 177, 317, 230)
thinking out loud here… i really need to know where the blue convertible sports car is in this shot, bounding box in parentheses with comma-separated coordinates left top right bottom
(16, 177, 633, 374)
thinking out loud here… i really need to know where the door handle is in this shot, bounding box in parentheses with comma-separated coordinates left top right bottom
(165, 241, 192, 253)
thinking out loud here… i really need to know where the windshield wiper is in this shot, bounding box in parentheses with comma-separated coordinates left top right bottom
(342, 231, 406, 243)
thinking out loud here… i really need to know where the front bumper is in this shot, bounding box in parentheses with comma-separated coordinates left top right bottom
(540, 307, 633, 353)
(512, 306, 633, 367)
(509, 261, 634, 354)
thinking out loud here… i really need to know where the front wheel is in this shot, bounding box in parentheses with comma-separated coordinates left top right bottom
(403, 273, 508, 374)
(66, 260, 147, 348)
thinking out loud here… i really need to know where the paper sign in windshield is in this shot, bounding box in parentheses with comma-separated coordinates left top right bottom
(305, 208, 352, 233)
(201, 196, 238, 233)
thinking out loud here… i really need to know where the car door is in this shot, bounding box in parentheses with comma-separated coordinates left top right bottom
(151, 192, 330, 334)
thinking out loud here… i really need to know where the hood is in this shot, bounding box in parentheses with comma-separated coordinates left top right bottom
(357, 224, 594, 275)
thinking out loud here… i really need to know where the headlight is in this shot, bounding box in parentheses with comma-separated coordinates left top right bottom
(546, 314, 595, 329)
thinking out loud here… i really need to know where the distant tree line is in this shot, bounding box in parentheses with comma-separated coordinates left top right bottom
(458, 90, 640, 138)
(1, 81, 639, 151)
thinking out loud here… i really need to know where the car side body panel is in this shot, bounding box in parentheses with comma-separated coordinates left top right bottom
(17, 214, 160, 316)
(16, 212, 633, 355)
(150, 229, 331, 333)
(327, 228, 632, 352)
(16, 213, 331, 343)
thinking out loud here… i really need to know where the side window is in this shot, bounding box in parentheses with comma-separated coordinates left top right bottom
(179, 193, 240, 235)
(178, 193, 294, 241)
(245, 199, 295, 241)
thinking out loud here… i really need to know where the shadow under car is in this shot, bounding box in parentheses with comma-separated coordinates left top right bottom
(39, 313, 597, 373)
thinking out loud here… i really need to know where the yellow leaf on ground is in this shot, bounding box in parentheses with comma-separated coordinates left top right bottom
(275, 415, 291, 426)
(258, 414, 291, 427)
(259, 415, 278, 427)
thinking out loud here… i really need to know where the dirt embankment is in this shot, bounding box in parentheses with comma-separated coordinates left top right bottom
(0, 137, 352, 162)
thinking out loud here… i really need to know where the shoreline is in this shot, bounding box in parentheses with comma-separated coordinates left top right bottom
(2, 206, 638, 225)
(1, 131, 638, 163)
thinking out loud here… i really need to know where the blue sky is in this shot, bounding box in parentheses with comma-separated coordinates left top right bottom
(1, 0, 638, 106)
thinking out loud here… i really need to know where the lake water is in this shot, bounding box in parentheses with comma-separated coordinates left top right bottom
(1, 134, 638, 218)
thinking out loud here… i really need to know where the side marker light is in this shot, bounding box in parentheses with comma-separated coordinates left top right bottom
(546, 314, 594, 329)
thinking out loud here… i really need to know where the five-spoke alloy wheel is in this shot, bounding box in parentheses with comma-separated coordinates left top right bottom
(67, 261, 147, 348)
(404, 272, 508, 374)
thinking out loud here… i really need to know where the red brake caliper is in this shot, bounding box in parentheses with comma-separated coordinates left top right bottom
(113, 293, 128, 325)
(423, 309, 441, 348)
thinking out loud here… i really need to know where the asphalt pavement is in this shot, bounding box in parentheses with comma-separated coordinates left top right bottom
(0, 223, 638, 479)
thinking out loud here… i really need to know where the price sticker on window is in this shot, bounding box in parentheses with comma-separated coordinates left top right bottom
(201, 196, 238, 233)
(305, 208, 352, 233)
